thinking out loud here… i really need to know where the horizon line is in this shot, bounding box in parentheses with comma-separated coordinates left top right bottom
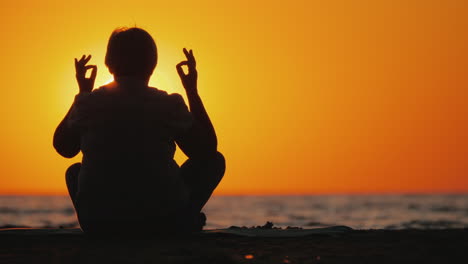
(1, 191, 467, 196)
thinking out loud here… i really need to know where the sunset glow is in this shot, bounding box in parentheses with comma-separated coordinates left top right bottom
(1, 0, 468, 195)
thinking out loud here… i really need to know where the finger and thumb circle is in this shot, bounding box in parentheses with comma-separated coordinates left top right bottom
(177, 61, 189, 77)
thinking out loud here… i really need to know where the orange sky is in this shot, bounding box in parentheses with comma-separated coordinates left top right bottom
(1, 0, 467, 195)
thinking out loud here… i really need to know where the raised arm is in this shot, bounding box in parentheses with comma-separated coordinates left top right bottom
(175, 48, 217, 158)
(53, 55, 97, 158)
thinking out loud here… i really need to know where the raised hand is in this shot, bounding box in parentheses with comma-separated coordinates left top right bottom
(74, 55, 97, 93)
(176, 48, 198, 93)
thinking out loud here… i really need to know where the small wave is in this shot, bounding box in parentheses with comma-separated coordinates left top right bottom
(430, 205, 464, 213)
(0, 207, 75, 215)
(0, 224, 31, 229)
(407, 203, 421, 210)
(386, 220, 467, 229)
(289, 215, 307, 220)
(0, 207, 16, 213)
(310, 204, 325, 210)
(305, 221, 334, 227)
(0, 222, 79, 229)
(407, 204, 467, 213)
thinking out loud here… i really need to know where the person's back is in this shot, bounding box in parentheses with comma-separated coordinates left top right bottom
(53, 27, 225, 234)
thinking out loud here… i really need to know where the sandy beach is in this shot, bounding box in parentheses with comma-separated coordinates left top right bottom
(1, 227, 467, 263)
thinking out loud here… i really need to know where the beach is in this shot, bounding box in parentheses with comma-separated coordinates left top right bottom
(1, 227, 467, 264)
(2, 195, 468, 263)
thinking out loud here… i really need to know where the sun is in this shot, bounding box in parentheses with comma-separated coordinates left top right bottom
(102, 76, 114, 85)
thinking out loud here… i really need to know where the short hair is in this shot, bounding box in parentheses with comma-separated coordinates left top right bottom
(105, 27, 157, 79)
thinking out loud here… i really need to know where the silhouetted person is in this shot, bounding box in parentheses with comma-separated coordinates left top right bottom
(53, 27, 225, 235)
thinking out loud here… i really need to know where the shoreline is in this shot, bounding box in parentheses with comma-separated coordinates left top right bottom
(1, 228, 467, 263)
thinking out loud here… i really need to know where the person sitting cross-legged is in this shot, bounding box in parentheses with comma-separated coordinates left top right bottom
(53, 27, 225, 235)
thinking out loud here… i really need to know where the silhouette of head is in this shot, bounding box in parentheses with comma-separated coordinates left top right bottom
(105, 27, 157, 81)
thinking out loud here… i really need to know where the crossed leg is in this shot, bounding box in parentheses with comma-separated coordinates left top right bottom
(64, 152, 225, 232)
(65, 162, 81, 209)
(179, 151, 226, 215)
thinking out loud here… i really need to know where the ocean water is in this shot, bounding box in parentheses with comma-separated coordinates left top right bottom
(1, 195, 467, 230)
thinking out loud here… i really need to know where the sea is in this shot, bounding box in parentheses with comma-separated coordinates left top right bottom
(1, 195, 468, 230)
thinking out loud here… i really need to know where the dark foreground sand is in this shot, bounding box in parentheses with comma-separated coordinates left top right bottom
(1, 227, 467, 264)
